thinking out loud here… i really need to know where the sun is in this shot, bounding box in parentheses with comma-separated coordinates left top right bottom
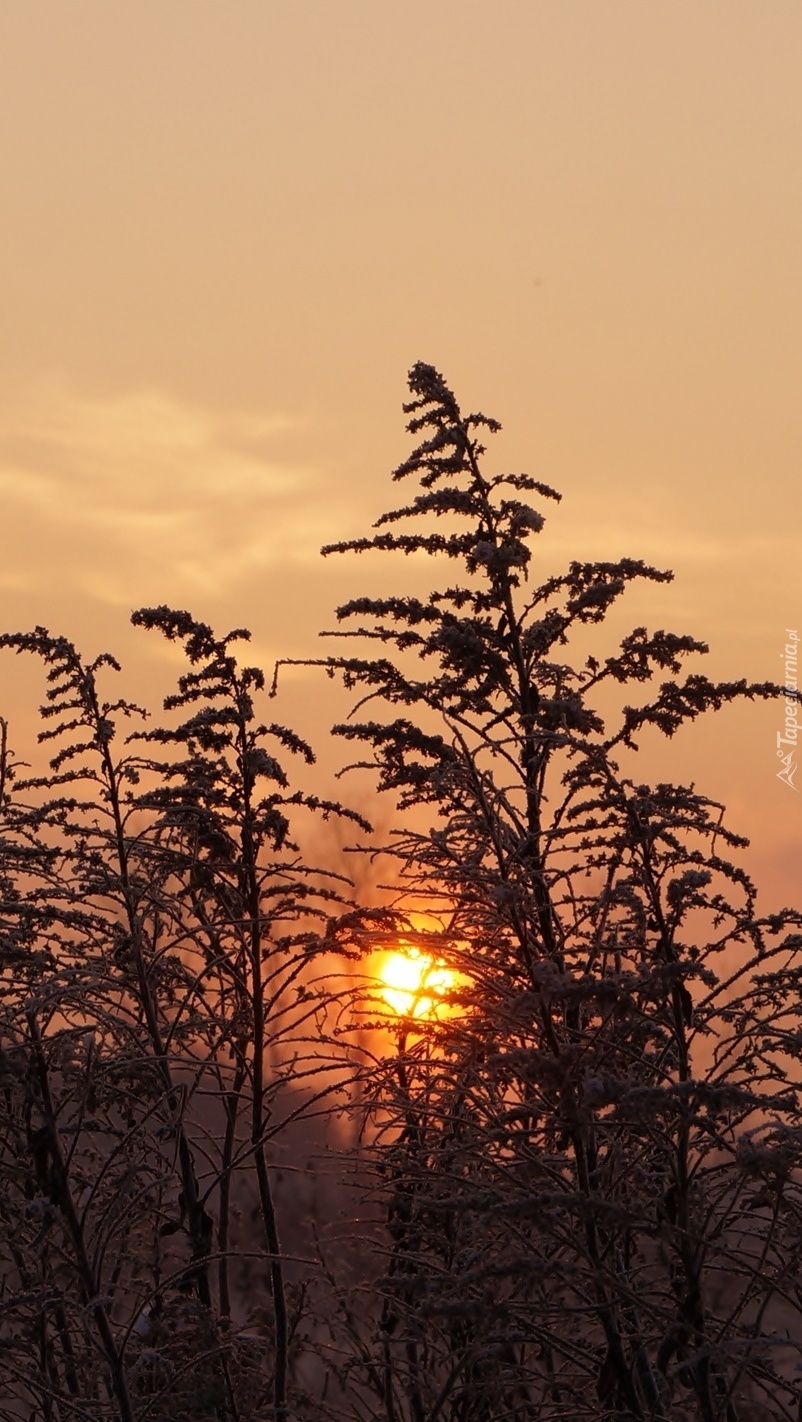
(378, 947, 455, 1019)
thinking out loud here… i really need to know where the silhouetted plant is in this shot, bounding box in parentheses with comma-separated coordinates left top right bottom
(316, 363, 802, 1422)
(0, 615, 367, 1422)
(3, 367, 802, 1422)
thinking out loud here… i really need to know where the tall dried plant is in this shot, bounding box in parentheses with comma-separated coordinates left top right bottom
(315, 363, 802, 1422)
(0, 614, 365, 1422)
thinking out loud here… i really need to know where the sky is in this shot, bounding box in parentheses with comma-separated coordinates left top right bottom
(1, 2, 800, 905)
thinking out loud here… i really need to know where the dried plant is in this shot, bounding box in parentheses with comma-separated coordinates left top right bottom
(315, 363, 802, 1422)
(0, 616, 366, 1421)
(2, 366, 801, 1422)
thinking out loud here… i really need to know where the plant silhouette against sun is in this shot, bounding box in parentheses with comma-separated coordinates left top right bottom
(315, 363, 802, 1422)
(2, 366, 802, 1422)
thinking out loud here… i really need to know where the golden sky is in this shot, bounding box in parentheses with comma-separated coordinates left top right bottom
(1, 3, 800, 903)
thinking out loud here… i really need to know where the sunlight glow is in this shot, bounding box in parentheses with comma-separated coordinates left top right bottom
(379, 948, 455, 1019)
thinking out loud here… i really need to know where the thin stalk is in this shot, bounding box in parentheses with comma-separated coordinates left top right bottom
(28, 1012, 136, 1422)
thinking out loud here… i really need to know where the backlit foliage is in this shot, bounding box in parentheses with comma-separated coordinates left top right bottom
(316, 363, 802, 1422)
(1, 366, 801, 1422)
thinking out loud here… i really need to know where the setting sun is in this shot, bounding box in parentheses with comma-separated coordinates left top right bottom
(378, 948, 455, 1019)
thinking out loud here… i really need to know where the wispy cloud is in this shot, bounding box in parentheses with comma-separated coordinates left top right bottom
(0, 381, 335, 605)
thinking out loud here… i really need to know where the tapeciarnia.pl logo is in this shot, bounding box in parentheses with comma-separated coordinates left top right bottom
(777, 628, 799, 791)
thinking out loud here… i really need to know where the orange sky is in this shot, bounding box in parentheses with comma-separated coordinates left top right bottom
(1, 2, 800, 905)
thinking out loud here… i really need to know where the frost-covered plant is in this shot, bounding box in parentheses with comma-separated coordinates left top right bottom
(0, 615, 365, 1422)
(317, 364, 802, 1422)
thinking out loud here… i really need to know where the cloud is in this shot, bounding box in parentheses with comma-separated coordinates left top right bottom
(0, 381, 336, 606)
